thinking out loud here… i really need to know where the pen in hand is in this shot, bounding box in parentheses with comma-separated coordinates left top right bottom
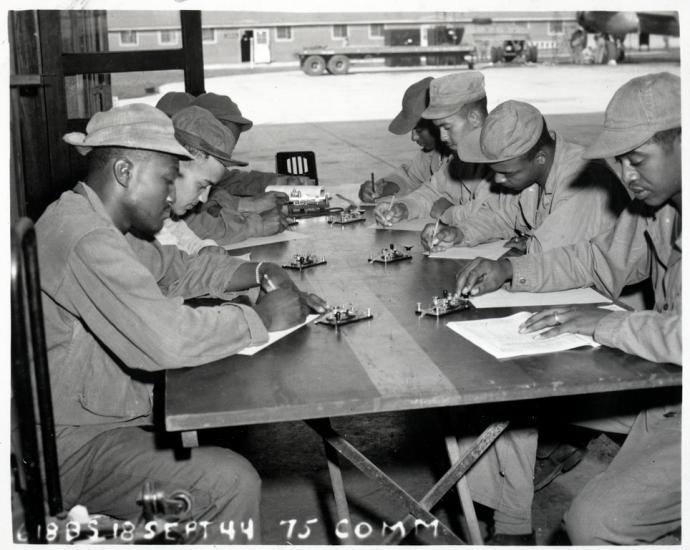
(262, 273, 279, 292)
(431, 219, 440, 249)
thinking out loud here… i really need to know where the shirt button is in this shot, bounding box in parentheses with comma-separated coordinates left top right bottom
(519, 277, 526, 284)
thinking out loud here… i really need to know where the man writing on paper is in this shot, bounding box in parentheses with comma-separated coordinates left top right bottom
(150, 104, 256, 255)
(374, 72, 494, 227)
(455, 72, 680, 544)
(37, 103, 325, 543)
(359, 76, 452, 202)
(421, 100, 629, 253)
(156, 92, 294, 244)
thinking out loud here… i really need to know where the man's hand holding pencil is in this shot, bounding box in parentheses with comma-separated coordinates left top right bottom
(420, 220, 463, 252)
(373, 196, 409, 227)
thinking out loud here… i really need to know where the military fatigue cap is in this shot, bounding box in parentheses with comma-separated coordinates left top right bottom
(583, 72, 680, 159)
(422, 71, 486, 120)
(63, 103, 193, 159)
(388, 76, 433, 135)
(156, 91, 194, 116)
(172, 105, 247, 167)
(456, 100, 544, 163)
(192, 93, 254, 133)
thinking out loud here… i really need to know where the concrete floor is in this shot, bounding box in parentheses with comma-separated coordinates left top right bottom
(158, 63, 680, 545)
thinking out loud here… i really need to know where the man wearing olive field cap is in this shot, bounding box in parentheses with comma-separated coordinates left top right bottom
(422, 100, 629, 254)
(454, 72, 681, 544)
(375, 72, 494, 228)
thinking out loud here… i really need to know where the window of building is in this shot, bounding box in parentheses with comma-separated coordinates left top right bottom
(118, 30, 138, 47)
(332, 25, 348, 39)
(548, 21, 564, 35)
(369, 24, 384, 38)
(158, 30, 178, 45)
(202, 28, 217, 43)
(275, 26, 293, 41)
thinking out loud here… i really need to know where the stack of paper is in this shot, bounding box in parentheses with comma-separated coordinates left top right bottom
(427, 240, 510, 260)
(367, 217, 435, 232)
(238, 314, 319, 356)
(447, 311, 599, 359)
(221, 231, 309, 251)
(469, 288, 611, 309)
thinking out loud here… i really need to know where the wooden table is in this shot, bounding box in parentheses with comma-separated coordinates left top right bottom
(165, 210, 681, 544)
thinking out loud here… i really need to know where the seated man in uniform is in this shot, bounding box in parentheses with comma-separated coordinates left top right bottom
(358, 76, 452, 202)
(36, 103, 325, 544)
(422, 100, 629, 253)
(454, 72, 681, 544)
(374, 72, 494, 228)
(152, 104, 290, 255)
(156, 92, 294, 244)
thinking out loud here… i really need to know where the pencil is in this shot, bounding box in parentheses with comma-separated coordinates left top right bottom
(431, 219, 440, 248)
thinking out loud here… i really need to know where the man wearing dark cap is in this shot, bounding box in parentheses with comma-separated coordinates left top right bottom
(422, 100, 629, 253)
(155, 92, 294, 245)
(374, 72, 494, 227)
(359, 76, 451, 203)
(35, 103, 325, 543)
(455, 72, 681, 544)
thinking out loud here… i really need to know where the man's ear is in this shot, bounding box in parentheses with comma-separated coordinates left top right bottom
(112, 157, 133, 187)
(466, 108, 483, 129)
(535, 150, 546, 165)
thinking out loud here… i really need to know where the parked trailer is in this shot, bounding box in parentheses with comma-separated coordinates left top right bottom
(297, 44, 477, 75)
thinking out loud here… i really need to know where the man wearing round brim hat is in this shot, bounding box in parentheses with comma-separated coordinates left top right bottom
(35, 102, 325, 544)
(453, 71, 681, 544)
(359, 76, 452, 203)
(422, 99, 629, 255)
(374, 72, 495, 229)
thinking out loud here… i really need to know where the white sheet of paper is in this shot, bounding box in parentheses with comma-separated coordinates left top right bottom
(222, 231, 309, 251)
(469, 287, 611, 309)
(427, 240, 510, 260)
(367, 217, 434, 232)
(447, 311, 599, 360)
(238, 314, 319, 356)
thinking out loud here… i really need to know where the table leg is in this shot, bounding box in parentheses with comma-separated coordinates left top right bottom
(444, 434, 483, 545)
(322, 429, 355, 545)
(306, 418, 463, 544)
(180, 430, 199, 448)
(382, 420, 509, 545)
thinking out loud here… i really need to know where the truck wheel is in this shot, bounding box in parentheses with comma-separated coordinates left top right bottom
(327, 55, 350, 75)
(302, 55, 326, 76)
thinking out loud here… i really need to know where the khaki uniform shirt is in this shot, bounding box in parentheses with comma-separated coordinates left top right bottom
(36, 183, 268, 430)
(398, 155, 494, 221)
(456, 134, 630, 253)
(509, 201, 681, 365)
(385, 149, 448, 197)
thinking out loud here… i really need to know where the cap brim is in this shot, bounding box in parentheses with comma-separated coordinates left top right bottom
(455, 127, 493, 163)
(63, 132, 194, 159)
(220, 117, 253, 132)
(225, 158, 249, 167)
(582, 128, 655, 159)
(388, 110, 419, 135)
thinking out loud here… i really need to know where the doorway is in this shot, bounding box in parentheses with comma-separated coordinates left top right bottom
(240, 30, 253, 63)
